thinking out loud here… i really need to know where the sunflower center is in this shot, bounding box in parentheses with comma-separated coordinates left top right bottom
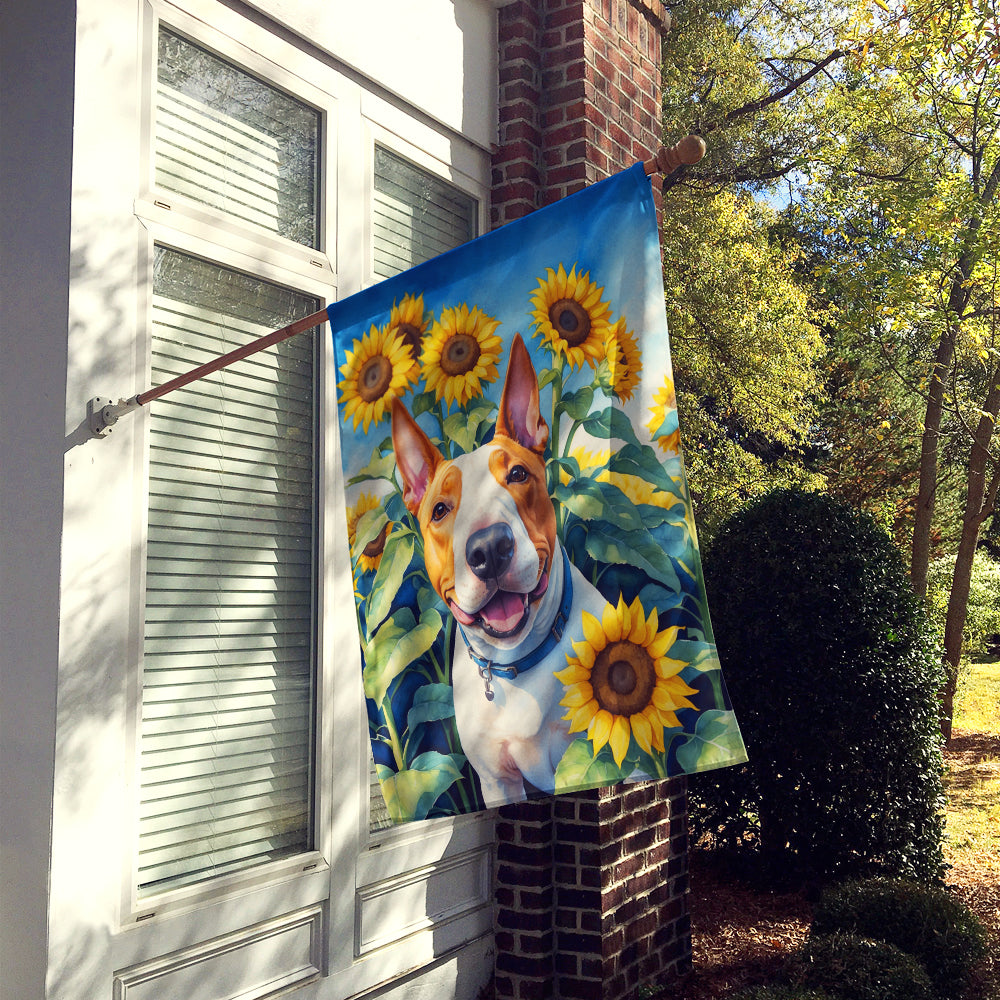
(358, 355, 393, 402)
(395, 321, 423, 359)
(591, 640, 657, 717)
(549, 298, 592, 346)
(440, 333, 481, 376)
(362, 522, 390, 559)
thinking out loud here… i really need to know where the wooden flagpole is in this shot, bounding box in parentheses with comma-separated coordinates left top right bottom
(89, 136, 705, 437)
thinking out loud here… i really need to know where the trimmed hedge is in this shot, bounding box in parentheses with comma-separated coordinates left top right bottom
(732, 988, 836, 1000)
(791, 933, 934, 1000)
(694, 489, 946, 882)
(812, 878, 988, 999)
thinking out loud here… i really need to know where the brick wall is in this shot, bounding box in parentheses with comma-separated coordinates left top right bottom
(492, 0, 668, 227)
(490, 3, 692, 998)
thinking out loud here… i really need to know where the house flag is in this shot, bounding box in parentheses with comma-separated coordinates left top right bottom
(328, 163, 746, 821)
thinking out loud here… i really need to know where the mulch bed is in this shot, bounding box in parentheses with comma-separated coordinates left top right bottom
(657, 733, 1000, 999)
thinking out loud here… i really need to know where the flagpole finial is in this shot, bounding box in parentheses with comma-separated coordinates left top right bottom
(643, 135, 706, 176)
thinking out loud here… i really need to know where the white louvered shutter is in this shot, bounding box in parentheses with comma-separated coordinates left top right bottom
(139, 28, 321, 896)
(139, 249, 319, 894)
(367, 147, 478, 831)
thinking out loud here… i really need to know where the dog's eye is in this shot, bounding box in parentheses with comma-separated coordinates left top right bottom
(507, 465, 529, 484)
(431, 501, 451, 522)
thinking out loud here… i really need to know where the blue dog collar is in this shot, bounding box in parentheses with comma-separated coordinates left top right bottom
(459, 548, 575, 701)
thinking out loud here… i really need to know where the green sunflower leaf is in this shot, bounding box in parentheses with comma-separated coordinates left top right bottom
(583, 526, 681, 591)
(411, 390, 438, 418)
(375, 751, 466, 823)
(366, 532, 416, 632)
(348, 446, 397, 486)
(581, 406, 642, 447)
(443, 411, 477, 454)
(611, 443, 686, 495)
(354, 506, 389, 554)
(674, 710, 747, 773)
(554, 736, 633, 792)
(363, 606, 442, 706)
(406, 683, 456, 729)
(557, 385, 595, 421)
(538, 366, 560, 391)
(554, 479, 646, 531)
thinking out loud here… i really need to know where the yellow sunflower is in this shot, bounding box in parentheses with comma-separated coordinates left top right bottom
(646, 376, 682, 455)
(555, 595, 698, 767)
(346, 492, 392, 573)
(421, 304, 502, 407)
(387, 293, 429, 379)
(605, 317, 642, 402)
(529, 264, 612, 369)
(339, 323, 418, 432)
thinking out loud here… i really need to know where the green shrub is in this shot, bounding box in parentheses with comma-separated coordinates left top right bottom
(732, 987, 836, 1000)
(692, 489, 947, 882)
(791, 933, 934, 1000)
(811, 878, 988, 999)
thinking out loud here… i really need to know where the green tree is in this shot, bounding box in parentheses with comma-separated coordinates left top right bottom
(805, 0, 1000, 736)
(662, 189, 825, 535)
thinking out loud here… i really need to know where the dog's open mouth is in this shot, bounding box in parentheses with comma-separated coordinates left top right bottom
(450, 572, 549, 639)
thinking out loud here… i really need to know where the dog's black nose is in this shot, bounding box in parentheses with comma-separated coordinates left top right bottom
(466, 523, 515, 581)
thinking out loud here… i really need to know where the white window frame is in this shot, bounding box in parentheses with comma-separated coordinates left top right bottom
(112, 0, 495, 992)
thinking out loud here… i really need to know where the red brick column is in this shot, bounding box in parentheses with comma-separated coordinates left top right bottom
(491, 3, 691, 999)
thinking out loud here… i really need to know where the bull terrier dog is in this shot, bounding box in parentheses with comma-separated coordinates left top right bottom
(391, 333, 610, 806)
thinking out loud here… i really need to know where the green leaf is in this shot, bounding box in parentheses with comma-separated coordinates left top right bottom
(366, 532, 415, 630)
(411, 390, 438, 418)
(443, 411, 477, 455)
(375, 751, 465, 823)
(363, 609, 414, 704)
(538, 366, 560, 391)
(554, 736, 632, 791)
(669, 640, 721, 672)
(581, 406, 642, 447)
(406, 683, 456, 729)
(354, 506, 389, 554)
(554, 479, 646, 531)
(348, 446, 397, 486)
(612, 443, 686, 496)
(674, 710, 747, 773)
(363, 606, 443, 706)
(584, 526, 681, 591)
(557, 385, 595, 421)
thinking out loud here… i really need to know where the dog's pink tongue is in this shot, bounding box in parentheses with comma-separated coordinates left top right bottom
(449, 601, 476, 626)
(479, 590, 525, 633)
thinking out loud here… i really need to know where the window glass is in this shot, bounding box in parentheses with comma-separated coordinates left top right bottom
(156, 27, 320, 248)
(372, 145, 477, 279)
(138, 246, 318, 895)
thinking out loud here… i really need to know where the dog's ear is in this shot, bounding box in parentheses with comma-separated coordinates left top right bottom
(391, 399, 443, 515)
(496, 333, 549, 455)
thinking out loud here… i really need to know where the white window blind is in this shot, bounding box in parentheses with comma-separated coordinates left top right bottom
(138, 248, 319, 895)
(156, 27, 320, 248)
(372, 146, 478, 281)
(368, 148, 478, 831)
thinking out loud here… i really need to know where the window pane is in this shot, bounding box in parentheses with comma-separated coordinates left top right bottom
(139, 247, 318, 895)
(372, 146, 477, 279)
(156, 28, 320, 248)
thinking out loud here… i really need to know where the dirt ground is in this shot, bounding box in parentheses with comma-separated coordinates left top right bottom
(659, 733, 1000, 999)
